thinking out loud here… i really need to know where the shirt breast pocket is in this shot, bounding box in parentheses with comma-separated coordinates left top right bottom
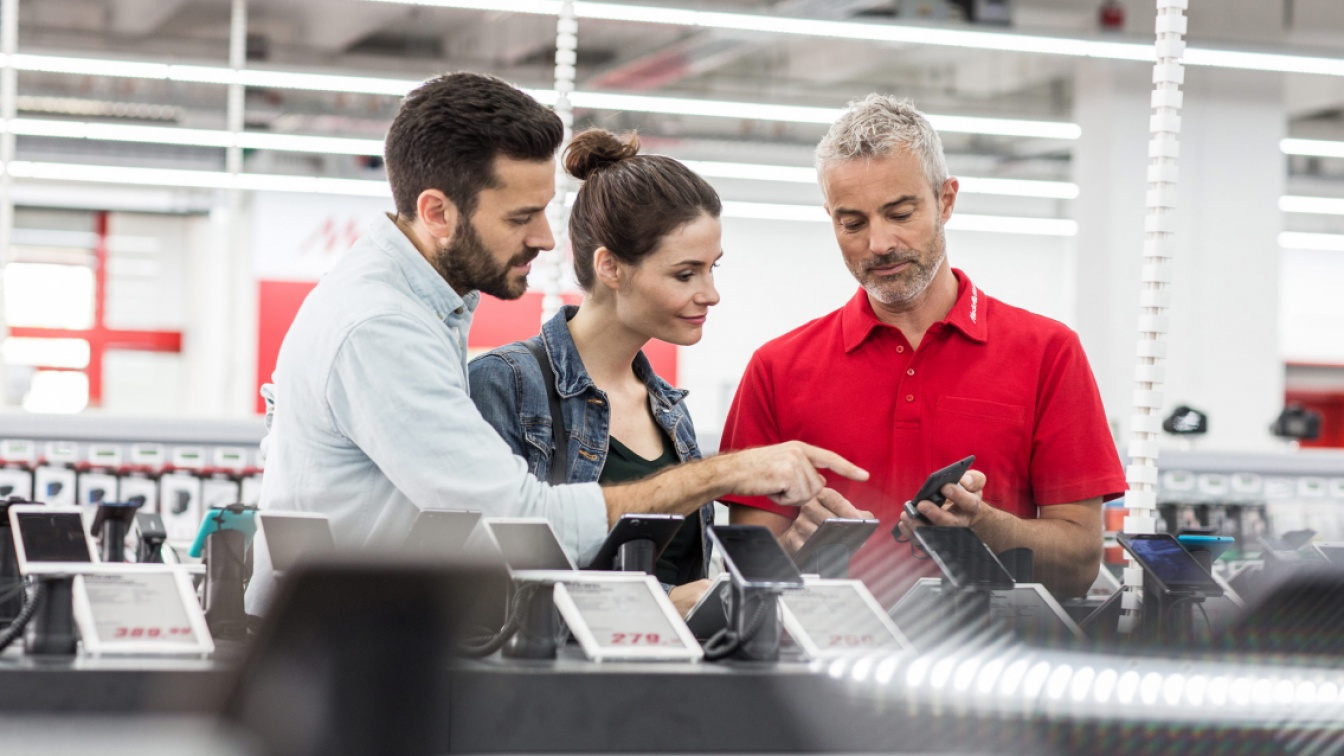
(931, 397, 1028, 506)
(521, 418, 558, 477)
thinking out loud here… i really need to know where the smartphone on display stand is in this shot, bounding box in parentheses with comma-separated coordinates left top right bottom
(586, 514, 685, 571)
(1117, 533, 1223, 597)
(791, 518, 879, 572)
(1176, 533, 1235, 562)
(912, 526, 1015, 591)
(188, 504, 259, 559)
(8, 505, 98, 575)
(1311, 542, 1344, 566)
(899, 455, 975, 529)
(708, 525, 804, 590)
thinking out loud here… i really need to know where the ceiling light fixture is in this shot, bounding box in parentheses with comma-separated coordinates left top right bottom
(683, 160, 1078, 198)
(1279, 195, 1344, 216)
(364, 0, 1344, 77)
(4, 117, 385, 156)
(2, 53, 1077, 139)
(1282, 138, 1344, 160)
(1279, 231, 1344, 252)
(722, 200, 1076, 236)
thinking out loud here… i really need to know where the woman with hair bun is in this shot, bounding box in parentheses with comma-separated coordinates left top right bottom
(469, 128, 722, 614)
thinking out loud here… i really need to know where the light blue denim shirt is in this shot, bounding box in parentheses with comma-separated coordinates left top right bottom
(246, 214, 607, 611)
(468, 306, 713, 578)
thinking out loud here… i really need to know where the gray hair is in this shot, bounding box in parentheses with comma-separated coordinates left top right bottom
(815, 94, 948, 195)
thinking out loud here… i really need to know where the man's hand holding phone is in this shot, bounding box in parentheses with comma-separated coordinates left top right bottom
(894, 458, 988, 541)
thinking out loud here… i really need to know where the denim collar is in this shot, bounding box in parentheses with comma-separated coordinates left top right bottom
(841, 267, 987, 353)
(371, 213, 480, 324)
(540, 305, 689, 408)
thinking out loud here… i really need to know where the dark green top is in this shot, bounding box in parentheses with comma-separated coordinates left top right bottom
(600, 432, 704, 586)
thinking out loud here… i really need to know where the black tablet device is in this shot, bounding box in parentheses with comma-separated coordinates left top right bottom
(709, 525, 804, 590)
(586, 514, 685, 571)
(792, 517, 879, 568)
(912, 526, 1015, 591)
(1118, 533, 1223, 596)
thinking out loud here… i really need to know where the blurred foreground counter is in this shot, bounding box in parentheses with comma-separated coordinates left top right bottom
(3, 643, 1344, 754)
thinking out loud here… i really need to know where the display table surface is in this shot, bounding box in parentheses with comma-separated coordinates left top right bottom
(2, 642, 1338, 753)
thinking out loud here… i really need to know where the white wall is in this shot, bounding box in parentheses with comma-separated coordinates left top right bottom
(1281, 248, 1344, 364)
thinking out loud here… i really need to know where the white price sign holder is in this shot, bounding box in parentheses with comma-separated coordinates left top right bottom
(552, 574, 702, 662)
(72, 566, 214, 657)
(779, 577, 911, 658)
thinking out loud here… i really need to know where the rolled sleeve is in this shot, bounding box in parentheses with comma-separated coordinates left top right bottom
(325, 314, 608, 563)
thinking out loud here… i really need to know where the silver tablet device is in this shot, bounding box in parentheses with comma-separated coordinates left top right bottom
(72, 565, 214, 657)
(482, 517, 576, 581)
(1312, 541, 1344, 566)
(779, 577, 912, 658)
(403, 509, 482, 555)
(259, 512, 336, 573)
(553, 574, 702, 662)
(9, 504, 98, 575)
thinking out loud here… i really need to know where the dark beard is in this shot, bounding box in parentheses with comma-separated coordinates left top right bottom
(432, 214, 537, 301)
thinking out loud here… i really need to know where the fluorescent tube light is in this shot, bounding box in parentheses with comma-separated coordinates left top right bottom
(722, 200, 1076, 236)
(2, 161, 391, 197)
(1279, 231, 1344, 252)
(5, 118, 384, 156)
(684, 160, 1077, 198)
(364, 0, 1344, 77)
(1279, 196, 1344, 216)
(1281, 138, 1344, 159)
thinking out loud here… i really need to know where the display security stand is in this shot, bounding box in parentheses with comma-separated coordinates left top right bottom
(614, 539, 656, 574)
(0, 503, 24, 625)
(26, 576, 77, 655)
(136, 515, 168, 564)
(503, 580, 561, 660)
(726, 582, 784, 661)
(203, 529, 250, 640)
(92, 502, 143, 563)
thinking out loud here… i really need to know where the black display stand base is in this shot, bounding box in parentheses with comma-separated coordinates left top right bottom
(614, 539, 656, 574)
(503, 581, 560, 659)
(728, 583, 783, 661)
(25, 576, 76, 656)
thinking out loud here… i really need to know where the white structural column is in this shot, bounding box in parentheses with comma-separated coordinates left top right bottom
(1072, 72, 1286, 452)
(539, 0, 577, 324)
(0, 0, 17, 408)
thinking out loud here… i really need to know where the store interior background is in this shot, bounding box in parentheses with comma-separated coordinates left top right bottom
(1, 0, 1343, 458)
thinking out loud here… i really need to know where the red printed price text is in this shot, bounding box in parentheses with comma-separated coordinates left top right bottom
(112, 626, 194, 639)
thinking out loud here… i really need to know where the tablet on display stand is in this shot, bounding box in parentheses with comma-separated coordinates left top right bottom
(72, 565, 214, 657)
(552, 573, 702, 662)
(8, 505, 99, 576)
(779, 577, 911, 658)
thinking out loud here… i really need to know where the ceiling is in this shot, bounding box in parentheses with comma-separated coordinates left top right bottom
(11, 0, 1344, 194)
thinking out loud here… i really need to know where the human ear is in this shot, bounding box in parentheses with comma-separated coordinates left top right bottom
(416, 189, 461, 245)
(593, 246, 622, 291)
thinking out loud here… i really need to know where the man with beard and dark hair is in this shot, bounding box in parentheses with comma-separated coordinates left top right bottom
(248, 73, 867, 610)
(721, 95, 1126, 607)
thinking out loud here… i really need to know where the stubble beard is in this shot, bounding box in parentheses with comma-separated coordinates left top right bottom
(432, 214, 537, 301)
(857, 220, 947, 309)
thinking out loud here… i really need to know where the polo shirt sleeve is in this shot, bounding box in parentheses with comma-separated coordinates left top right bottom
(1030, 331, 1128, 506)
(718, 352, 798, 520)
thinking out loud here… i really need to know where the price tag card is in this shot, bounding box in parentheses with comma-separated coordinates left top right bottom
(72, 567, 214, 657)
(779, 577, 911, 658)
(552, 574, 702, 662)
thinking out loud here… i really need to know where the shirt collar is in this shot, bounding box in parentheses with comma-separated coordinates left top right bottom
(841, 268, 988, 353)
(541, 305, 689, 407)
(371, 213, 479, 323)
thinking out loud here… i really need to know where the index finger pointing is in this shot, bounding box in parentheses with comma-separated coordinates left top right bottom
(799, 444, 869, 482)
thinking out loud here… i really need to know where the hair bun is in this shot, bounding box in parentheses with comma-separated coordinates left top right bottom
(564, 128, 640, 181)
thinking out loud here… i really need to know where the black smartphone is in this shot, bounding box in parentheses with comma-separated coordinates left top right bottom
(900, 455, 976, 527)
(1176, 533, 1235, 561)
(709, 525, 804, 589)
(586, 514, 685, 571)
(1117, 533, 1223, 596)
(912, 526, 1015, 591)
(791, 517, 879, 568)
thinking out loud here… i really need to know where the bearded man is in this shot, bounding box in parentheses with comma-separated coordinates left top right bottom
(721, 94, 1126, 606)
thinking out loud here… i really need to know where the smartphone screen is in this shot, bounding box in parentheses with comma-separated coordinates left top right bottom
(710, 526, 804, 588)
(1121, 535, 1220, 592)
(17, 511, 93, 562)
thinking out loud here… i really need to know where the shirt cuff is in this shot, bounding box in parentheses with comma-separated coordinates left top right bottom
(552, 481, 609, 568)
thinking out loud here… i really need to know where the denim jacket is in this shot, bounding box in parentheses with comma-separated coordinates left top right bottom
(468, 306, 713, 578)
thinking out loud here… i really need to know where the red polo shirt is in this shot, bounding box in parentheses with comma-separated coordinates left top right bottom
(720, 269, 1126, 606)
